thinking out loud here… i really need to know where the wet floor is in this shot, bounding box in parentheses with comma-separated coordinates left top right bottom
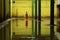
(10, 18, 57, 40)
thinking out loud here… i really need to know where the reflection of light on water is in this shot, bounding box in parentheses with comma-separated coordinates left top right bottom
(17, 37, 35, 38)
(16, 18, 18, 27)
(11, 18, 56, 36)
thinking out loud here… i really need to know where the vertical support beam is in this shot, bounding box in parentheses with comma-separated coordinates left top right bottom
(50, 0, 54, 40)
(0, 30, 2, 40)
(0, 0, 3, 22)
(2, 28, 5, 40)
(9, 0, 11, 40)
(4, 0, 6, 40)
(9, 0, 10, 18)
(32, 0, 34, 40)
(0, 0, 3, 40)
(38, 0, 41, 40)
(35, 0, 37, 38)
(4, 0, 6, 20)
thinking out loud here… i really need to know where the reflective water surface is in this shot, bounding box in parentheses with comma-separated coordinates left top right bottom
(10, 18, 57, 40)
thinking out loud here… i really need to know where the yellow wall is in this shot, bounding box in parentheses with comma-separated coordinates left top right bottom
(11, 0, 57, 17)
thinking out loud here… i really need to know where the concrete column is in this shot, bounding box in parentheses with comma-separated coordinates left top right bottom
(0, 0, 3, 23)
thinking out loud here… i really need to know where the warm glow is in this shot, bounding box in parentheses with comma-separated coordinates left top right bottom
(11, 0, 57, 17)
